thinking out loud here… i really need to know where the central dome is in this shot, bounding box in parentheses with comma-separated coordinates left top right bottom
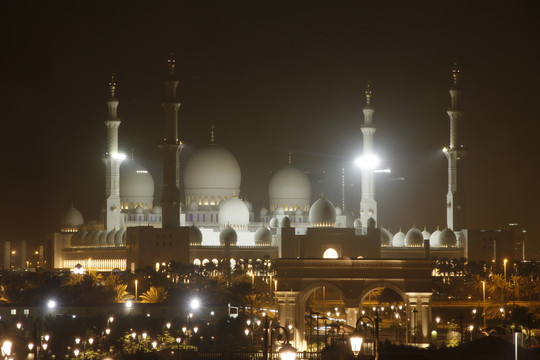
(120, 159, 154, 209)
(184, 144, 241, 190)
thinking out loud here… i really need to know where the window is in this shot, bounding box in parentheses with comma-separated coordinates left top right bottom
(24, 309, 29, 315)
(10, 309, 16, 315)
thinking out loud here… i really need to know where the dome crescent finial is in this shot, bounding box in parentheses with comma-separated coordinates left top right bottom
(210, 124, 215, 143)
(288, 150, 292, 166)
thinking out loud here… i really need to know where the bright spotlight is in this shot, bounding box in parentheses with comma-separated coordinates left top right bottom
(1, 340, 12, 356)
(190, 298, 200, 310)
(355, 154, 380, 169)
(47, 300, 56, 309)
(125, 300, 133, 308)
(112, 152, 127, 160)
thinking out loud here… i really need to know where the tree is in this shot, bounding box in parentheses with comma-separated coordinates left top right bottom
(113, 284, 134, 303)
(140, 286, 168, 303)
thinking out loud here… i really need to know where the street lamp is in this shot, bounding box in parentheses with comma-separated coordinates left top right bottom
(350, 315, 379, 360)
(503, 259, 508, 281)
(482, 280, 486, 329)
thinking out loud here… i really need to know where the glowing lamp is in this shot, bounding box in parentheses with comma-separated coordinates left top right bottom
(350, 332, 363, 356)
(279, 343, 297, 360)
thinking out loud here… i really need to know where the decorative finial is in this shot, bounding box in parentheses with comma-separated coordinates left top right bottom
(288, 151, 292, 166)
(451, 62, 460, 87)
(108, 73, 116, 99)
(168, 52, 176, 77)
(365, 81, 372, 105)
(210, 124, 215, 144)
(131, 148, 135, 160)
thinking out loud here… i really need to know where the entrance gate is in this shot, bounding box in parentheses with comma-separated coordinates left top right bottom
(273, 258, 434, 350)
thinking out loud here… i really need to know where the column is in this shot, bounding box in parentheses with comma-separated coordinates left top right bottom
(275, 291, 304, 350)
(345, 307, 359, 327)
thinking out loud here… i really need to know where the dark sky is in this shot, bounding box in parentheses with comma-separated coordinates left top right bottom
(2, 1, 539, 257)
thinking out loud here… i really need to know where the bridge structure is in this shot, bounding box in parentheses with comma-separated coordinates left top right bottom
(273, 258, 435, 350)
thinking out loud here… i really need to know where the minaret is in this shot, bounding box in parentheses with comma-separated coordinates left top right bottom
(444, 63, 466, 230)
(103, 74, 124, 230)
(159, 54, 182, 228)
(360, 81, 377, 228)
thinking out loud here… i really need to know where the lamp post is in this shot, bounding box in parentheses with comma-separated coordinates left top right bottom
(482, 280, 486, 329)
(503, 259, 508, 281)
(350, 315, 379, 360)
(263, 322, 297, 360)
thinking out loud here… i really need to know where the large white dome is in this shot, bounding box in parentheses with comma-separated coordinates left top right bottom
(120, 160, 154, 209)
(184, 144, 241, 191)
(218, 198, 249, 229)
(269, 166, 311, 212)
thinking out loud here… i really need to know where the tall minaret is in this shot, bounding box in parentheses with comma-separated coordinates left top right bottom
(444, 63, 466, 230)
(103, 74, 124, 230)
(360, 81, 377, 228)
(159, 54, 182, 228)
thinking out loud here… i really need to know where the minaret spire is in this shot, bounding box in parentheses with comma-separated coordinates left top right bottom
(444, 62, 466, 231)
(160, 54, 183, 228)
(210, 124, 215, 144)
(288, 151, 292, 166)
(103, 73, 124, 230)
(359, 81, 377, 229)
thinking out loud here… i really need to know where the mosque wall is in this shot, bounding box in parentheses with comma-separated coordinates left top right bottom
(126, 226, 190, 271)
(281, 227, 380, 259)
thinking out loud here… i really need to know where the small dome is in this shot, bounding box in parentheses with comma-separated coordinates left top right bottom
(439, 228, 457, 247)
(115, 228, 126, 246)
(381, 228, 393, 246)
(106, 230, 116, 245)
(405, 227, 424, 247)
(430, 228, 442, 246)
(184, 144, 241, 191)
(189, 225, 202, 245)
(269, 217, 279, 228)
(260, 207, 269, 217)
(135, 205, 144, 214)
(254, 226, 272, 245)
(151, 206, 162, 214)
(199, 204, 214, 211)
(392, 230, 405, 247)
(98, 231, 107, 245)
(188, 201, 199, 211)
(88, 231, 100, 245)
(218, 198, 249, 229)
(60, 206, 84, 229)
(295, 208, 303, 216)
(219, 226, 238, 246)
(353, 218, 362, 229)
(275, 207, 285, 215)
(280, 216, 291, 228)
(120, 159, 155, 203)
(335, 207, 343, 216)
(79, 231, 88, 244)
(422, 228, 431, 240)
(367, 217, 376, 228)
(309, 196, 336, 226)
(243, 200, 253, 212)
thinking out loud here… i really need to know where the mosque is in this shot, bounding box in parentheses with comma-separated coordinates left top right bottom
(31, 59, 518, 273)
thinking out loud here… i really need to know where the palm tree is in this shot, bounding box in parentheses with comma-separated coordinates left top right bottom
(113, 284, 134, 303)
(140, 286, 168, 303)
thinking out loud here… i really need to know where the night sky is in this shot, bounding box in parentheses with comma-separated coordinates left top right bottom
(2, 1, 539, 257)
